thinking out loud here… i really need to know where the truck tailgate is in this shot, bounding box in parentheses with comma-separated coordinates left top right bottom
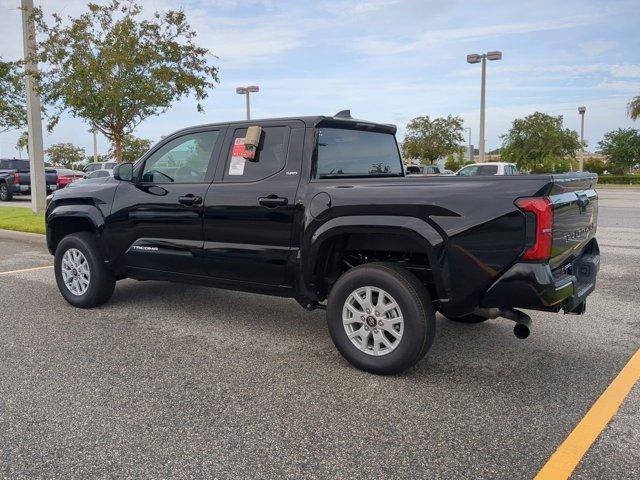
(18, 169, 59, 187)
(548, 175, 598, 269)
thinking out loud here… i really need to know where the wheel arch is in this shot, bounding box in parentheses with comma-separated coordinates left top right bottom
(299, 215, 448, 304)
(46, 205, 105, 255)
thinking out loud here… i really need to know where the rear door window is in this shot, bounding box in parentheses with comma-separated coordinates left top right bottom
(477, 165, 498, 175)
(223, 126, 290, 182)
(315, 128, 403, 179)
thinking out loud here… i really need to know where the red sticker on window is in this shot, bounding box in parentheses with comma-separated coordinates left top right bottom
(232, 137, 246, 156)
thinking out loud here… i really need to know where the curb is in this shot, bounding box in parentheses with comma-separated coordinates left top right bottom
(0, 228, 46, 246)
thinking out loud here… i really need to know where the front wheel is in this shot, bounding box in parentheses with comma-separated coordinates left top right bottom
(326, 263, 436, 375)
(54, 232, 115, 308)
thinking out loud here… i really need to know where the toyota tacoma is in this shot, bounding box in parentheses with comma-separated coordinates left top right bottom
(45, 111, 600, 374)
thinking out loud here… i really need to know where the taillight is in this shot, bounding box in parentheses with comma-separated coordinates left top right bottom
(516, 197, 553, 261)
(57, 175, 72, 187)
(13, 172, 20, 185)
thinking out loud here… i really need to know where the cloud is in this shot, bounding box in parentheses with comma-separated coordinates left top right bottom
(352, 15, 599, 56)
(610, 64, 640, 78)
(581, 39, 618, 56)
(597, 80, 640, 92)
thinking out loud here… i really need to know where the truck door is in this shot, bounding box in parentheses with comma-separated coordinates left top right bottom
(109, 128, 225, 275)
(202, 121, 304, 285)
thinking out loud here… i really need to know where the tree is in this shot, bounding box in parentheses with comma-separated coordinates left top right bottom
(402, 115, 465, 164)
(583, 157, 607, 175)
(16, 131, 29, 156)
(32, 0, 218, 162)
(0, 57, 26, 133)
(597, 128, 640, 174)
(629, 95, 640, 121)
(445, 151, 473, 172)
(46, 142, 86, 168)
(500, 112, 581, 173)
(108, 134, 152, 163)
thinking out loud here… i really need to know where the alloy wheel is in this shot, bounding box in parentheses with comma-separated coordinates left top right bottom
(342, 286, 404, 356)
(61, 248, 91, 296)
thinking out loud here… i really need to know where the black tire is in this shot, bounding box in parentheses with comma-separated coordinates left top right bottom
(0, 182, 13, 201)
(326, 262, 436, 375)
(441, 312, 489, 324)
(54, 232, 115, 308)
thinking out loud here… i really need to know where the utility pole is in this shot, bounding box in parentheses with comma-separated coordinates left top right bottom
(236, 86, 259, 120)
(467, 51, 502, 163)
(21, 0, 46, 213)
(578, 106, 586, 172)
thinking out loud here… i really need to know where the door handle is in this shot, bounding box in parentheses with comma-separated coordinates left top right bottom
(258, 195, 288, 208)
(178, 195, 202, 206)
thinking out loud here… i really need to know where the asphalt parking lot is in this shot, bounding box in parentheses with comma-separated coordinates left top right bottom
(0, 195, 31, 208)
(0, 188, 638, 479)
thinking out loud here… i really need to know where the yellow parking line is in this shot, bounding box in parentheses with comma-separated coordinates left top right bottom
(0, 265, 53, 276)
(535, 348, 640, 480)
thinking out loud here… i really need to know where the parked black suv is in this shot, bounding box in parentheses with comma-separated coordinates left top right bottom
(45, 112, 600, 374)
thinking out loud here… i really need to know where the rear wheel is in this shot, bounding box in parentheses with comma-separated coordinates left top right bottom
(54, 232, 115, 308)
(0, 183, 13, 201)
(326, 263, 436, 375)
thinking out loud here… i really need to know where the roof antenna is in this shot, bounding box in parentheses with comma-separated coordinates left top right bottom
(334, 109, 352, 118)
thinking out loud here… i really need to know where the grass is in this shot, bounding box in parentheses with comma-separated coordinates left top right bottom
(0, 207, 46, 234)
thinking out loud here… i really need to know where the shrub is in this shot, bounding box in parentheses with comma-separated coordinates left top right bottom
(597, 175, 640, 185)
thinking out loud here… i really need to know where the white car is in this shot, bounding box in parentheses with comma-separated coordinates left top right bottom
(456, 162, 519, 176)
(85, 169, 114, 179)
(83, 161, 117, 176)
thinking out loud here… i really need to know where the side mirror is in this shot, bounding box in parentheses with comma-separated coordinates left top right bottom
(113, 162, 134, 182)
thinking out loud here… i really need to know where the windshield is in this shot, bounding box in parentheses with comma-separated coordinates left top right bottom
(315, 128, 403, 179)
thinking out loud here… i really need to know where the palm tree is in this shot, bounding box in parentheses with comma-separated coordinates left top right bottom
(629, 95, 640, 120)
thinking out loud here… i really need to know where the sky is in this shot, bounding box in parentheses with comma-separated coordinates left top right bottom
(0, 0, 639, 158)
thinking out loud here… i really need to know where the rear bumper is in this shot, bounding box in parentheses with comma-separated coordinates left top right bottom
(480, 238, 600, 313)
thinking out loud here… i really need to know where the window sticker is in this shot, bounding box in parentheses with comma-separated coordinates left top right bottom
(229, 138, 247, 175)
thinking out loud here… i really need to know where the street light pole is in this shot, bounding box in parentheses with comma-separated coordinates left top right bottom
(236, 86, 260, 120)
(21, 0, 46, 214)
(578, 106, 586, 172)
(467, 51, 502, 163)
(479, 56, 486, 163)
(92, 127, 98, 163)
(465, 127, 472, 161)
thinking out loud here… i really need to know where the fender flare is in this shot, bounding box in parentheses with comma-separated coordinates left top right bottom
(46, 204, 106, 254)
(298, 215, 448, 302)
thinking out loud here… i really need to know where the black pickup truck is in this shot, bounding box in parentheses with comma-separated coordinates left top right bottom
(0, 159, 59, 201)
(45, 112, 599, 374)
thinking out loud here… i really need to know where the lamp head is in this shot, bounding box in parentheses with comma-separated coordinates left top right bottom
(466, 53, 481, 64)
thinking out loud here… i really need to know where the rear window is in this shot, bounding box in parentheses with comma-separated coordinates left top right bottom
(0, 159, 29, 171)
(315, 128, 402, 179)
(406, 166, 421, 174)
